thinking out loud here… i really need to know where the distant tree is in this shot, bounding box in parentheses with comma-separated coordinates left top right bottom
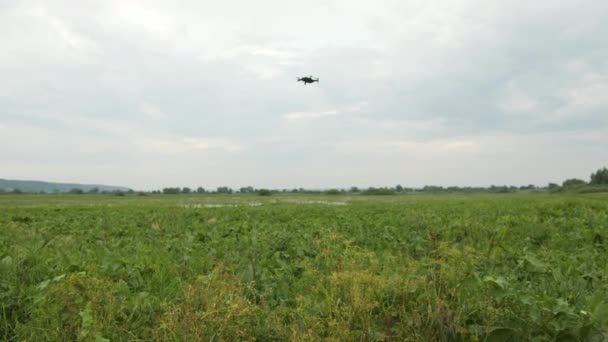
(162, 187, 180, 194)
(257, 189, 272, 196)
(590, 167, 608, 185)
(239, 186, 254, 193)
(12, 188, 23, 194)
(547, 183, 560, 191)
(395, 184, 403, 192)
(489, 185, 514, 193)
(362, 187, 395, 195)
(88, 187, 99, 194)
(196, 187, 206, 194)
(562, 178, 587, 188)
(325, 189, 340, 195)
(69, 188, 84, 194)
(217, 186, 233, 194)
(349, 186, 359, 193)
(422, 185, 444, 192)
(182, 187, 191, 194)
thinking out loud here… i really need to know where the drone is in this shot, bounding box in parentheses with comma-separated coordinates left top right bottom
(297, 76, 319, 85)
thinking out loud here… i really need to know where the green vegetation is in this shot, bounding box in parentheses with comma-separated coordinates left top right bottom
(1, 193, 608, 341)
(362, 187, 396, 195)
(257, 189, 272, 196)
(562, 179, 587, 188)
(591, 167, 608, 185)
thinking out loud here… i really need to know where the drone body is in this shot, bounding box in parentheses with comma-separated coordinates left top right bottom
(297, 76, 319, 85)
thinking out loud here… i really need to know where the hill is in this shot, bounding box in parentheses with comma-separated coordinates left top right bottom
(0, 178, 130, 193)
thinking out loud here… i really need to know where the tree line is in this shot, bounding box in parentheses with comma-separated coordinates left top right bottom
(2, 167, 607, 195)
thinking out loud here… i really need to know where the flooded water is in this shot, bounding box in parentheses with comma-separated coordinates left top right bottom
(180, 200, 347, 208)
(284, 200, 347, 206)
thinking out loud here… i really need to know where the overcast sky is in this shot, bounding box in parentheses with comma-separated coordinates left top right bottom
(1, 0, 607, 190)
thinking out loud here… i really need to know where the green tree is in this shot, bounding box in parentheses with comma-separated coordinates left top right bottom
(362, 187, 395, 195)
(217, 186, 233, 194)
(239, 186, 254, 193)
(562, 178, 586, 188)
(590, 167, 608, 185)
(257, 189, 272, 196)
(182, 187, 191, 194)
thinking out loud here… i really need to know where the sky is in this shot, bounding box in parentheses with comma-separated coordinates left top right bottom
(1, 0, 607, 190)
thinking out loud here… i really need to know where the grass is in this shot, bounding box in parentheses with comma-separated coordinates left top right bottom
(1, 193, 607, 341)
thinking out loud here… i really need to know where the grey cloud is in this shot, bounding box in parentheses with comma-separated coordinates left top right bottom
(1, 0, 607, 189)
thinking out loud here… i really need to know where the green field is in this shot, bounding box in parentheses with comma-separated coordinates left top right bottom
(1, 193, 607, 341)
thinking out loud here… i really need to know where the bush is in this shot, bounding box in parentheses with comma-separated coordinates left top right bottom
(562, 178, 586, 188)
(257, 189, 272, 196)
(590, 167, 608, 185)
(361, 187, 395, 195)
(163, 188, 181, 194)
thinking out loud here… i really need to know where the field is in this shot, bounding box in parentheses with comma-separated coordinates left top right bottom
(1, 193, 607, 341)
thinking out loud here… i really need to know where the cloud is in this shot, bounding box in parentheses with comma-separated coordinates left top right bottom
(1, 0, 607, 189)
(283, 102, 368, 121)
(139, 102, 167, 119)
(139, 137, 243, 154)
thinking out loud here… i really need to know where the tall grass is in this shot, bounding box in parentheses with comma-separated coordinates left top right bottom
(1, 193, 607, 340)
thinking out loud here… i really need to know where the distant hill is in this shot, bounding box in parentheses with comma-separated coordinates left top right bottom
(0, 178, 131, 193)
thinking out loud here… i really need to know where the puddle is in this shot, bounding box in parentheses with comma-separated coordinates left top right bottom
(286, 200, 347, 206)
(181, 204, 234, 208)
(180, 200, 346, 208)
(204, 204, 236, 208)
(181, 202, 262, 209)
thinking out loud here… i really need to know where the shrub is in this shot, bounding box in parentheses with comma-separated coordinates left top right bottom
(590, 167, 608, 185)
(361, 187, 395, 195)
(257, 189, 272, 196)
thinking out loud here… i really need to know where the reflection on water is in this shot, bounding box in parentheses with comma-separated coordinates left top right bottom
(180, 200, 347, 208)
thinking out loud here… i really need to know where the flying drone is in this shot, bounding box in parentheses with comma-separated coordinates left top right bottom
(297, 76, 319, 85)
